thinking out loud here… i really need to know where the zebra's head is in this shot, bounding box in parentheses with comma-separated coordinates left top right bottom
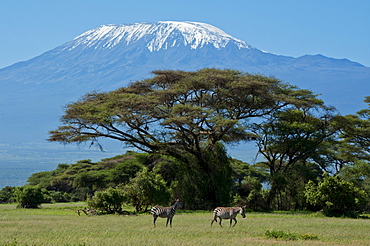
(173, 199, 183, 209)
(239, 206, 246, 218)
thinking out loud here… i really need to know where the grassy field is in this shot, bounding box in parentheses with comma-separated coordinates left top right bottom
(1, 203, 370, 246)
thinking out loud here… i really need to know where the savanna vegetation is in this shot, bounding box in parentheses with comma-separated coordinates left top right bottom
(1, 69, 369, 218)
(1, 203, 370, 245)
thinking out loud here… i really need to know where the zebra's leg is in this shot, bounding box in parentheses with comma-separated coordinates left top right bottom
(211, 216, 217, 227)
(153, 215, 158, 228)
(218, 218, 223, 227)
(232, 218, 237, 227)
(169, 217, 173, 228)
(166, 217, 170, 227)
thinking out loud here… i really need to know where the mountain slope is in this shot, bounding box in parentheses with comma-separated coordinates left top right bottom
(0, 21, 369, 188)
(1, 20, 368, 141)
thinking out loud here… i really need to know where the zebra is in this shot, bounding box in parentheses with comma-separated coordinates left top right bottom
(151, 199, 182, 228)
(211, 206, 246, 227)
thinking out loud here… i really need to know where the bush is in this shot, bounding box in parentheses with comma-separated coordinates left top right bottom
(122, 167, 171, 213)
(305, 174, 369, 217)
(87, 188, 125, 214)
(47, 191, 71, 203)
(0, 186, 16, 203)
(70, 187, 92, 201)
(14, 186, 44, 208)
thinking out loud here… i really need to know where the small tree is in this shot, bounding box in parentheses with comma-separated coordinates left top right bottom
(14, 186, 44, 208)
(305, 174, 369, 217)
(87, 187, 125, 214)
(122, 167, 171, 213)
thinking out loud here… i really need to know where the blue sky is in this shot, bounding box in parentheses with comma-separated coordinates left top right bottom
(1, 0, 369, 68)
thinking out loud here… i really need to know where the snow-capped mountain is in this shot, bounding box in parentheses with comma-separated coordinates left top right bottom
(0, 21, 369, 188)
(1, 21, 366, 90)
(65, 21, 252, 51)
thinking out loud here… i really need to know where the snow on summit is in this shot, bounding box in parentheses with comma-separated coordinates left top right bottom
(64, 21, 252, 51)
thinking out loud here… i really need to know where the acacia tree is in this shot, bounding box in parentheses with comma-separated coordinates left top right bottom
(310, 97, 370, 176)
(48, 68, 323, 208)
(251, 108, 337, 209)
(338, 96, 370, 159)
(334, 97, 370, 196)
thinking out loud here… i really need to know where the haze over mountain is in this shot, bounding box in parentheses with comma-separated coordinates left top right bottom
(1, 21, 369, 188)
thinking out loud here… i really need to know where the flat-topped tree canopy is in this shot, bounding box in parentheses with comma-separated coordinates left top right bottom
(48, 68, 324, 162)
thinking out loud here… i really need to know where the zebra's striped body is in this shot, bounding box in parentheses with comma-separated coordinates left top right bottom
(151, 199, 181, 227)
(211, 206, 246, 227)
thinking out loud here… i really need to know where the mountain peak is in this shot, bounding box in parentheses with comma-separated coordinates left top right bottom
(63, 21, 253, 52)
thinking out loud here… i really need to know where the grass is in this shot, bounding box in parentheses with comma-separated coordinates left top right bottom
(1, 203, 370, 245)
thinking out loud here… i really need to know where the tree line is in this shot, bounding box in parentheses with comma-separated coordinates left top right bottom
(1, 69, 369, 217)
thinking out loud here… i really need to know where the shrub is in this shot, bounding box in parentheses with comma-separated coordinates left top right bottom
(305, 174, 369, 217)
(122, 167, 171, 213)
(0, 186, 16, 203)
(14, 186, 44, 208)
(87, 187, 125, 214)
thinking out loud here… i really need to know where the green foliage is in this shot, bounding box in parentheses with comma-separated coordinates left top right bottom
(171, 142, 233, 209)
(27, 171, 52, 187)
(48, 191, 71, 203)
(339, 160, 370, 196)
(305, 174, 369, 217)
(265, 230, 318, 241)
(340, 97, 370, 154)
(110, 159, 144, 184)
(14, 186, 44, 208)
(122, 167, 171, 213)
(252, 108, 337, 209)
(265, 230, 298, 240)
(50, 68, 320, 147)
(0, 186, 16, 203)
(73, 170, 108, 191)
(229, 159, 269, 209)
(15, 69, 370, 213)
(246, 189, 269, 211)
(232, 160, 266, 190)
(48, 68, 324, 209)
(252, 108, 336, 174)
(70, 187, 92, 202)
(87, 187, 125, 214)
(23, 151, 146, 202)
(325, 97, 370, 174)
